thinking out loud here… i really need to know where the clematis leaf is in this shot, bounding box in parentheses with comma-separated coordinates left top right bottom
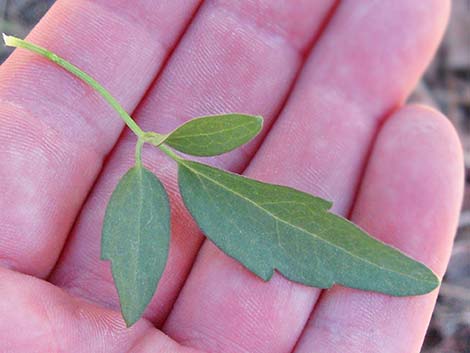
(177, 160, 439, 296)
(165, 113, 263, 156)
(101, 166, 170, 327)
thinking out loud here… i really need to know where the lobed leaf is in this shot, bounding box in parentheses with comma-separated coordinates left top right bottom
(177, 160, 439, 296)
(165, 113, 263, 156)
(101, 166, 170, 326)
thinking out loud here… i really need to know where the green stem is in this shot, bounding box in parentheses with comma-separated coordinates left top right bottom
(3, 34, 184, 166)
(135, 138, 144, 167)
(2, 34, 144, 137)
(159, 144, 183, 162)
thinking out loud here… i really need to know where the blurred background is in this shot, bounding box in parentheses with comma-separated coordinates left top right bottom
(0, 1, 468, 352)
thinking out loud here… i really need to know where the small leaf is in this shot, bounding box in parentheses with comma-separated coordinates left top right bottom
(101, 166, 170, 327)
(165, 113, 263, 156)
(177, 160, 439, 296)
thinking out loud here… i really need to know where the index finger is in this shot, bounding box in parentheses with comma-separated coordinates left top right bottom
(0, 0, 201, 277)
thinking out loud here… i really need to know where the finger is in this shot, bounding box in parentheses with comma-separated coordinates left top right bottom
(0, 0, 201, 277)
(49, 0, 337, 326)
(0, 268, 202, 353)
(163, 2, 450, 352)
(293, 105, 464, 353)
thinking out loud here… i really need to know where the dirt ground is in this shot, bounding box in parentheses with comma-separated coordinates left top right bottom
(0, 1, 469, 352)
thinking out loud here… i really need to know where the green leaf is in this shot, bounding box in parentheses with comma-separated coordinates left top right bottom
(177, 160, 439, 296)
(165, 113, 263, 156)
(101, 166, 170, 327)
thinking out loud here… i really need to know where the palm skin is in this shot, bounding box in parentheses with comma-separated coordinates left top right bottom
(0, 1, 463, 352)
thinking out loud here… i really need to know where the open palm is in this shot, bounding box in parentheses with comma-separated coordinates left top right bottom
(0, 1, 463, 352)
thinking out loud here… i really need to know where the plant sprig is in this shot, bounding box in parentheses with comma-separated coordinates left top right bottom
(3, 34, 439, 327)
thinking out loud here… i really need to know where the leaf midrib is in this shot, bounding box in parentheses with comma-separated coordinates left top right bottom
(180, 161, 435, 285)
(169, 120, 258, 140)
(134, 167, 144, 307)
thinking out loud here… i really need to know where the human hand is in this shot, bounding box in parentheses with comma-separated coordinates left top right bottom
(0, 1, 462, 352)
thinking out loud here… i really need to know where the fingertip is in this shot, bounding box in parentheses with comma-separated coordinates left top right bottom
(356, 103, 464, 276)
(384, 103, 464, 191)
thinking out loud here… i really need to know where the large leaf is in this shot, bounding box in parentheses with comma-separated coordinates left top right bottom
(101, 166, 170, 326)
(165, 113, 263, 156)
(177, 160, 439, 296)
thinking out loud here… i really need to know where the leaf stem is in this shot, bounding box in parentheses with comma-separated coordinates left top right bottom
(141, 131, 168, 148)
(4, 34, 185, 167)
(2, 33, 144, 138)
(135, 139, 144, 167)
(159, 144, 183, 162)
